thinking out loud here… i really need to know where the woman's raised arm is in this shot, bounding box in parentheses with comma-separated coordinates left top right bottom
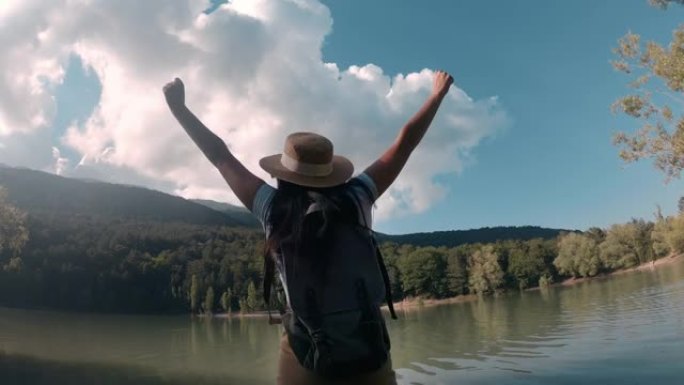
(163, 78, 264, 209)
(363, 70, 453, 197)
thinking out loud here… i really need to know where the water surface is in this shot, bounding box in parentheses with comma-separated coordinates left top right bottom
(1, 259, 683, 384)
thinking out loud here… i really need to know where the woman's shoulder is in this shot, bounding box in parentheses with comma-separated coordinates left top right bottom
(347, 173, 379, 203)
(250, 182, 277, 227)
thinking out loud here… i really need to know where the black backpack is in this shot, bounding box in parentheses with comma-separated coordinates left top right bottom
(262, 187, 397, 379)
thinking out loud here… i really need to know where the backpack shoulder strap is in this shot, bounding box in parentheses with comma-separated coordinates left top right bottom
(348, 186, 398, 320)
(263, 250, 282, 325)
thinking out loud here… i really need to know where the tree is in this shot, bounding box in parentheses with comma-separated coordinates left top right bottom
(397, 248, 448, 298)
(445, 248, 467, 296)
(610, 2, 684, 181)
(652, 216, 673, 258)
(585, 227, 606, 244)
(467, 245, 504, 295)
(665, 214, 684, 253)
(555, 233, 601, 278)
(203, 286, 215, 314)
(678, 196, 684, 214)
(508, 239, 553, 289)
(630, 218, 655, 263)
(599, 221, 652, 270)
(0, 187, 29, 271)
(244, 280, 259, 312)
(220, 289, 232, 313)
(189, 274, 199, 314)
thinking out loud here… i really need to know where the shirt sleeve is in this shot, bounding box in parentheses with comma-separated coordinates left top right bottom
(353, 172, 379, 202)
(250, 182, 276, 227)
(349, 173, 378, 228)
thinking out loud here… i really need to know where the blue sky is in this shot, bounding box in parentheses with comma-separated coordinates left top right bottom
(320, 0, 684, 233)
(1, 0, 682, 235)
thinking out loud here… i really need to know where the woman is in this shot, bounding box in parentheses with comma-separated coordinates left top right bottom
(163, 70, 453, 384)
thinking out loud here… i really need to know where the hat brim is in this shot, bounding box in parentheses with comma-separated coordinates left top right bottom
(259, 154, 354, 188)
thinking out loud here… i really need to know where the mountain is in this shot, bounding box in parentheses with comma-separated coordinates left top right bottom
(0, 166, 255, 227)
(379, 226, 575, 248)
(191, 199, 260, 228)
(0, 165, 580, 314)
(0, 165, 573, 246)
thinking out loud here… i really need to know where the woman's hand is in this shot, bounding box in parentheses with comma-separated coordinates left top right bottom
(163, 77, 185, 111)
(431, 70, 454, 99)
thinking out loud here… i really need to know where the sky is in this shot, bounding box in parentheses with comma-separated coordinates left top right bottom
(0, 0, 682, 234)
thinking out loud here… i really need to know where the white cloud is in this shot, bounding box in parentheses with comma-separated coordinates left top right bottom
(0, 0, 508, 220)
(51, 146, 69, 175)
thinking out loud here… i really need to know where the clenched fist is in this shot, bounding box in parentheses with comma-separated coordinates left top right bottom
(432, 70, 454, 99)
(163, 77, 185, 110)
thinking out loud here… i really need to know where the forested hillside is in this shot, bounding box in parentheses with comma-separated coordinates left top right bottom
(191, 199, 260, 228)
(0, 166, 682, 315)
(0, 167, 249, 227)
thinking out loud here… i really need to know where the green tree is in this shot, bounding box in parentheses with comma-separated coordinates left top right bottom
(652, 214, 673, 258)
(555, 233, 601, 278)
(467, 245, 504, 295)
(397, 248, 448, 298)
(189, 274, 199, 314)
(220, 289, 232, 313)
(665, 213, 684, 253)
(538, 274, 553, 288)
(0, 187, 29, 271)
(599, 221, 652, 270)
(245, 280, 259, 312)
(631, 218, 655, 263)
(610, 1, 684, 180)
(508, 239, 555, 289)
(585, 227, 606, 244)
(445, 248, 467, 296)
(204, 286, 215, 314)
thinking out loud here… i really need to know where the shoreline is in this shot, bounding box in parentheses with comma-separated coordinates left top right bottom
(382, 253, 684, 313)
(553, 253, 683, 288)
(203, 253, 683, 318)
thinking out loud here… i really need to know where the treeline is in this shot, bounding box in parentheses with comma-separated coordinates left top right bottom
(380, 213, 684, 300)
(378, 226, 571, 248)
(0, 186, 682, 314)
(0, 209, 265, 314)
(554, 215, 684, 278)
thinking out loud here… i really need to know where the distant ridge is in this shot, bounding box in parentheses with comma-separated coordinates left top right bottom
(0, 165, 574, 245)
(0, 166, 250, 227)
(191, 198, 260, 228)
(379, 226, 575, 248)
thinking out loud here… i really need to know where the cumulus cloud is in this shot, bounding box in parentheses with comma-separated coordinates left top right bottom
(0, 0, 508, 220)
(51, 146, 69, 175)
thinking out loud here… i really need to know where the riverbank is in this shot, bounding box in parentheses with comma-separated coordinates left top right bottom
(385, 253, 684, 313)
(557, 253, 683, 287)
(202, 253, 683, 318)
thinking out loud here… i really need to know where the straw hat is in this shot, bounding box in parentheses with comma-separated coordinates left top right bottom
(259, 132, 354, 188)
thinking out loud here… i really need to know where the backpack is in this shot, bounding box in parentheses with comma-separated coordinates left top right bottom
(262, 185, 398, 379)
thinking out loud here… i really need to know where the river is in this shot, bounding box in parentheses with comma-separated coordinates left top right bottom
(1, 258, 683, 384)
